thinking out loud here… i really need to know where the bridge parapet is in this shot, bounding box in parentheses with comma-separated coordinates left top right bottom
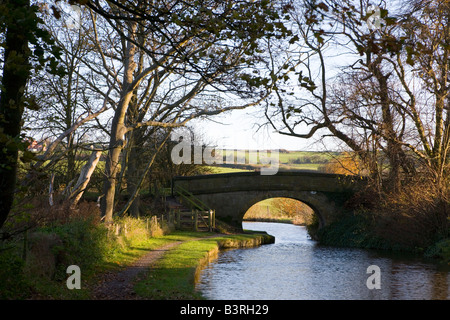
(172, 171, 364, 195)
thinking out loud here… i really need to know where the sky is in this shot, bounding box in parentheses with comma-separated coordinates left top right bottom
(31, 3, 321, 153)
(186, 2, 391, 153)
(50, 0, 385, 153)
(189, 107, 331, 152)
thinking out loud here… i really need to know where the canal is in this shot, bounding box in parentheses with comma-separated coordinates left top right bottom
(196, 222, 450, 300)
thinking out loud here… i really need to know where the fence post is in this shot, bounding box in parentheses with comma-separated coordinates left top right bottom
(194, 210, 198, 232)
(176, 210, 180, 229)
(151, 215, 158, 232)
(22, 229, 28, 261)
(208, 210, 212, 232)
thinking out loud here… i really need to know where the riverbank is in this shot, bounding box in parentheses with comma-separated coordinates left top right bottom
(133, 231, 274, 299)
(0, 214, 274, 300)
(310, 211, 450, 265)
(245, 212, 449, 265)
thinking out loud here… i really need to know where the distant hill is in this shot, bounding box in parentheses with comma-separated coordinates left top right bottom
(206, 150, 342, 174)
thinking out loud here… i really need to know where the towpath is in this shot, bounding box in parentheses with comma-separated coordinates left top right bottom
(91, 235, 222, 300)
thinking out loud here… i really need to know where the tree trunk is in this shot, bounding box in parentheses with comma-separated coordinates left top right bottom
(0, 0, 31, 229)
(101, 24, 137, 223)
(49, 173, 55, 207)
(125, 131, 142, 217)
(67, 133, 76, 183)
(372, 63, 402, 191)
(100, 96, 133, 223)
(69, 150, 102, 208)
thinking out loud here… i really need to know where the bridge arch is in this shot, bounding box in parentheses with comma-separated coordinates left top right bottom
(172, 171, 364, 231)
(239, 191, 327, 229)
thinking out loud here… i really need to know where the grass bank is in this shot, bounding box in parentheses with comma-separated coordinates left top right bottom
(0, 206, 274, 300)
(134, 231, 274, 299)
(0, 213, 177, 299)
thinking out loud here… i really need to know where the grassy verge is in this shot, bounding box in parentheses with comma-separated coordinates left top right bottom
(0, 209, 274, 300)
(0, 215, 179, 299)
(133, 232, 274, 300)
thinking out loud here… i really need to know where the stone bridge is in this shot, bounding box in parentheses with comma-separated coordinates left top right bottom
(172, 171, 366, 230)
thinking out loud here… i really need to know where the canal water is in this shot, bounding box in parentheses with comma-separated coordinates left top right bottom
(196, 222, 450, 300)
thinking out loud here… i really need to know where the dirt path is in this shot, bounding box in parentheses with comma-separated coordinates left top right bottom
(91, 235, 223, 300)
(91, 241, 182, 300)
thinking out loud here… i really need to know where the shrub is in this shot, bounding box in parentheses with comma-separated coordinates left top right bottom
(111, 216, 150, 248)
(321, 177, 450, 257)
(315, 212, 375, 248)
(372, 183, 449, 252)
(25, 232, 63, 279)
(0, 247, 30, 299)
(424, 238, 450, 263)
(28, 199, 102, 227)
(305, 212, 320, 240)
(1, 192, 173, 299)
(38, 217, 112, 280)
(322, 152, 364, 175)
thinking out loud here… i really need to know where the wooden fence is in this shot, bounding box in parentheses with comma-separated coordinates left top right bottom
(169, 184, 216, 232)
(170, 209, 215, 232)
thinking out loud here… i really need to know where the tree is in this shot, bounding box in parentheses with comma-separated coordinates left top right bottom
(1, 0, 291, 227)
(26, 6, 108, 190)
(392, 0, 450, 190)
(265, 0, 449, 193)
(78, 0, 290, 223)
(0, 0, 62, 229)
(271, 197, 313, 218)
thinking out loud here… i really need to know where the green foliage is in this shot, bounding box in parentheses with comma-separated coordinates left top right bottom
(424, 238, 450, 264)
(0, 0, 64, 76)
(111, 216, 164, 248)
(305, 211, 320, 239)
(314, 209, 407, 251)
(315, 212, 381, 248)
(316, 202, 450, 261)
(0, 247, 30, 299)
(0, 213, 173, 299)
(38, 218, 113, 280)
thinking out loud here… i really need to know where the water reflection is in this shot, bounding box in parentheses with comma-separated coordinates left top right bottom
(197, 222, 449, 300)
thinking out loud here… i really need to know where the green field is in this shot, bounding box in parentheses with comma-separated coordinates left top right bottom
(206, 166, 252, 174)
(206, 150, 339, 173)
